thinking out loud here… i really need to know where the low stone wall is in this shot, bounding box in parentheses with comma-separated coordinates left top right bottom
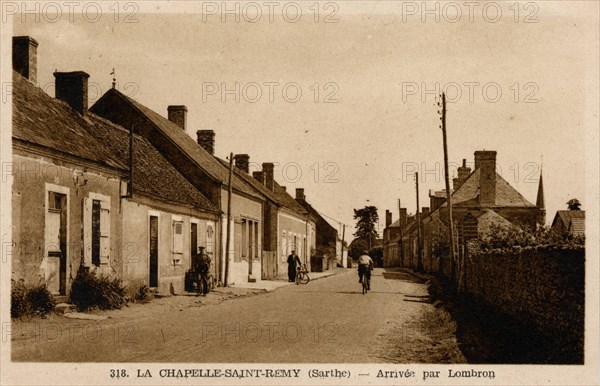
(465, 246, 584, 362)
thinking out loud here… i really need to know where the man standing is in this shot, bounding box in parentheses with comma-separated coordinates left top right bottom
(287, 250, 301, 282)
(195, 246, 211, 296)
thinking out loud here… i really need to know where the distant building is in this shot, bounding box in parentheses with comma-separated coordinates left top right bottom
(551, 210, 585, 238)
(383, 150, 546, 272)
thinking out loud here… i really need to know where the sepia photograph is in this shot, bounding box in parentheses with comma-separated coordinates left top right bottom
(0, 1, 598, 385)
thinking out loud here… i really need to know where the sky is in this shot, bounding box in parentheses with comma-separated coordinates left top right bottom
(11, 1, 598, 238)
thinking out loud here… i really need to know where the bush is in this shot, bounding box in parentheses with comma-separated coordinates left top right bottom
(70, 268, 126, 311)
(133, 284, 154, 303)
(11, 279, 55, 318)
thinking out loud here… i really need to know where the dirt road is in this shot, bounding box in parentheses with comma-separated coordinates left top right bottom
(11, 269, 464, 363)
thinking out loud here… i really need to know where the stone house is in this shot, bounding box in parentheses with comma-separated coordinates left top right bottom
(383, 150, 546, 273)
(11, 36, 221, 296)
(91, 91, 270, 286)
(221, 156, 316, 279)
(295, 189, 340, 272)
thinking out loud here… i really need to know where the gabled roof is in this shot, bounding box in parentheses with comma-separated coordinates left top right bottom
(273, 183, 308, 216)
(442, 169, 536, 208)
(476, 209, 516, 237)
(552, 210, 585, 229)
(91, 88, 261, 200)
(12, 72, 125, 171)
(84, 114, 218, 213)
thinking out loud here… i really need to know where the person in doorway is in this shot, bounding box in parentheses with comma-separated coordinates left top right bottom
(287, 250, 302, 282)
(357, 250, 374, 289)
(195, 246, 211, 296)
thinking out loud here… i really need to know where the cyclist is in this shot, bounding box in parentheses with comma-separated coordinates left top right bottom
(357, 250, 373, 290)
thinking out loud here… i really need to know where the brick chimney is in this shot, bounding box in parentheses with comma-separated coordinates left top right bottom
(295, 188, 305, 201)
(453, 158, 472, 191)
(252, 171, 265, 185)
(167, 105, 187, 130)
(385, 210, 392, 228)
(234, 154, 250, 173)
(196, 130, 215, 155)
(262, 163, 275, 191)
(399, 208, 407, 229)
(474, 150, 497, 206)
(54, 71, 90, 114)
(13, 36, 38, 83)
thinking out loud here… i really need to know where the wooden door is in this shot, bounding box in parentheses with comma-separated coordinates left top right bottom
(149, 216, 159, 288)
(190, 223, 198, 269)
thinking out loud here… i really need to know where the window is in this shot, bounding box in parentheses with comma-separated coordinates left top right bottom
(48, 192, 62, 212)
(242, 219, 247, 259)
(254, 221, 259, 260)
(83, 196, 110, 267)
(172, 220, 184, 265)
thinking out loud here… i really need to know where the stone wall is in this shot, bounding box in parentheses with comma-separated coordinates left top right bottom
(465, 246, 584, 362)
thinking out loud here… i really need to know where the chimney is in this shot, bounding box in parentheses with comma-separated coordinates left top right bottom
(295, 188, 305, 201)
(54, 71, 90, 114)
(252, 171, 265, 185)
(196, 130, 215, 155)
(474, 150, 497, 206)
(422, 207, 430, 218)
(234, 154, 250, 173)
(167, 105, 187, 130)
(385, 210, 392, 228)
(262, 163, 275, 191)
(13, 36, 38, 83)
(453, 158, 472, 191)
(399, 208, 407, 229)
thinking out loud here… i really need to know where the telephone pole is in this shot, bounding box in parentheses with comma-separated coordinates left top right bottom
(440, 92, 456, 279)
(340, 223, 346, 267)
(224, 152, 234, 287)
(415, 172, 423, 271)
(398, 198, 404, 267)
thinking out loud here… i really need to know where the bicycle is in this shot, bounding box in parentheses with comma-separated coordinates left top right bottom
(362, 273, 370, 294)
(295, 264, 310, 285)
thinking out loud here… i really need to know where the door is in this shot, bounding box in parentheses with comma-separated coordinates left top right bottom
(190, 222, 198, 269)
(149, 216, 159, 288)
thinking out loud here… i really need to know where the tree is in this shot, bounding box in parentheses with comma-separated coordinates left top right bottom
(353, 206, 379, 249)
(567, 198, 582, 211)
(348, 239, 368, 260)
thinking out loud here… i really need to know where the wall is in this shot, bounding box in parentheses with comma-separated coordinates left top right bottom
(122, 198, 216, 295)
(465, 246, 584, 362)
(11, 151, 122, 295)
(277, 210, 311, 276)
(220, 188, 263, 285)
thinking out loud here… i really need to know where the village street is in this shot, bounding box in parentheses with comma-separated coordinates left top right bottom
(11, 269, 464, 363)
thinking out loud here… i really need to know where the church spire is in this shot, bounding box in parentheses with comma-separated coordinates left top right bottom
(536, 169, 545, 209)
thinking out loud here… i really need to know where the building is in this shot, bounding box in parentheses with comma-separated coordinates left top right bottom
(295, 189, 339, 272)
(383, 150, 546, 273)
(551, 210, 585, 238)
(11, 36, 221, 296)
(224, 157, 316, 279)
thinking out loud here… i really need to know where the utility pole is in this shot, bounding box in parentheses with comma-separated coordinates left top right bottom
(224, 152, 234, 287)
(415, 172, 423, 271)
(398, 198, 403, 267)
(340, 223, 346, 267)
(440, 92, 456, 281)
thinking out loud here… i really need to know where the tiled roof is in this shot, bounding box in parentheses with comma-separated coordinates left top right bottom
(91, 89, 262, 200)
(84, 114, 219, 212)
(217, 159, 280, 205)
(476, 210, 515, 237)
(568, 218, 585, 237)
(296, 199, 336, 233)
(442, 169, 535, 208)
(273, 182, 308, 216)
(12, 72, 125, 170)
(552, 210, 585, 234)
